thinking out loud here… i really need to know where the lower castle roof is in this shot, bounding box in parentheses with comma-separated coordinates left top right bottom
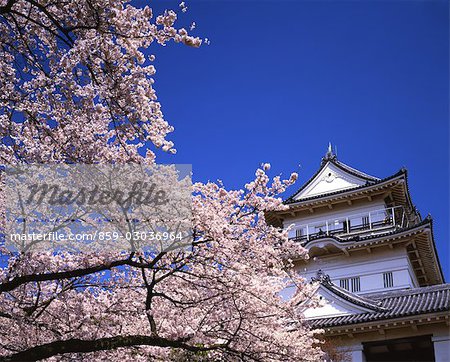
(309, 283, 450, 329)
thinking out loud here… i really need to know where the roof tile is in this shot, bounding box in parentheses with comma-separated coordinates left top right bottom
(309, 283, 450, 329)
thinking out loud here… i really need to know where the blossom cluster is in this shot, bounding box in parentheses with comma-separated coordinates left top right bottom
(0, 0, 201, 164)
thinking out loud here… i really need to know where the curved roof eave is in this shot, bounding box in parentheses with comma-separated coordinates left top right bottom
(426, 217, 445, 283)
(321, 281, 388, 313)
(285, 158, 380, 203)
(308, 283, 450, 330)
(284, 169, 406, 206)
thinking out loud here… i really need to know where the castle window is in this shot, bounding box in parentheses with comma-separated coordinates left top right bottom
(383, 272, 394, 288)
(351, 277, 361, 292)
(339, 278, 349, 290)
(339, 277, 360, 292)
(362, 215, 370, 229)
(343, 219, 351, 233)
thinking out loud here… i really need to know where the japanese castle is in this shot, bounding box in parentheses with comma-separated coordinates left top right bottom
(269, 145, 449, 361)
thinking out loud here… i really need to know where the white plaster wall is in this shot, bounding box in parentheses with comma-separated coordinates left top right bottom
(432, 335, 450, 362)
(284, 201, 386, 238)
(296, 248, 417, 293)
(294, 162, 368, 199)
(303, 300, 351, 320)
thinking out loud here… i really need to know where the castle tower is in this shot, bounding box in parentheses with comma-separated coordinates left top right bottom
(268, 145, 449, 361)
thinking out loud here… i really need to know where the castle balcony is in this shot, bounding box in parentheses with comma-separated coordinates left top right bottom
(289, 206, 408, 243)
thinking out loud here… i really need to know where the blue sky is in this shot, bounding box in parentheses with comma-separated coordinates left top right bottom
(144, 0, 449, 279)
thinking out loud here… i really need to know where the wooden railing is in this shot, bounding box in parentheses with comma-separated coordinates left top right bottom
(289, 206, 407, 242)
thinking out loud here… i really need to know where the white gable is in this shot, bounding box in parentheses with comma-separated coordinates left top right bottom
(294, 162, 368, 200)
(301, 285, 374, 320)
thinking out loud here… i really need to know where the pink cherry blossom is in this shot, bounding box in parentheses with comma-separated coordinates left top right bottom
(0, 1, 323, 360)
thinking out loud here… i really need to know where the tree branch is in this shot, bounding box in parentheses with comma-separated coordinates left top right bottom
(0, 256, 143, 293)
(0, 335, 223, 361)
(0, 0, 15, 14)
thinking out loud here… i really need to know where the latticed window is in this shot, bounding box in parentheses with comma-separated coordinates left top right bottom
(351, 277, 361, 292)
(342, 219, 351, 233)
(340, 277, 360, 292)
(383, 272, 394, 288)
(339, 278, 349, 290)
(362, 215, 370, 228)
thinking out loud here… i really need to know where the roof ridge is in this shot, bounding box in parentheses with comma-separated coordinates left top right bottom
(284, 169, 406, 205)
(311, 270, 388, 312)
(286, 155, 380, 203)
(333, 159, 380, 181)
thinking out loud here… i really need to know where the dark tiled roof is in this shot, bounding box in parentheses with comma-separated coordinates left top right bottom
(286, 153, 380, 202)
(285, 169, 405, 205)
(309, 283, 450, 329)
(332, 159, 380, 182)
(284, 157, 381, 204)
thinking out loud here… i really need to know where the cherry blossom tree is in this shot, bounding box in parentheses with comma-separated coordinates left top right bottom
(0, 0, 324, 360)
(0, 0, 201, 164)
